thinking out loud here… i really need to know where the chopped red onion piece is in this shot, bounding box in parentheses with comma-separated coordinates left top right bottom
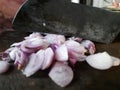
(0, 61, 10, 74)
(9, 47, 20, 60)
(14, 49, 28, 69)
(55, 44, 68, 62)
(68, 37, 82, 42)
(22, 37, 49, 49)
(24, 32, 43, 40)
(49, 44, 59, 52)
(23, 51, 44, 77)
(65, 40, 87, 65)
(45, 34, 66, 45)
(20, 41, 36, 53)
(1, 52, 11, 62)
(49, 62, 73, 87)
(41, 48, 54, 70)
(10, 41, 22, 47)
(81, 40, 96, 54)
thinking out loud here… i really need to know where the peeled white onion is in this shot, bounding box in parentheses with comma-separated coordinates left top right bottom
(0, 61, 10, 74)
(86, 52, 113, 70)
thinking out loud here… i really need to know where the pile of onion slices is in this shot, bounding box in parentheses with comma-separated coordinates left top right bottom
(0, 32, 120, 87)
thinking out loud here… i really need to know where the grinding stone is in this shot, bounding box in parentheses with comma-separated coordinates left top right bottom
(13, 0, 120, 43)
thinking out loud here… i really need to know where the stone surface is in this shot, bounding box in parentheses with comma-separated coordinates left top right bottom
(0, 31, 119, 90)
(13, 0, 120, 43)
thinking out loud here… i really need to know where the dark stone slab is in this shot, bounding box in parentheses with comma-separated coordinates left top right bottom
(13, 0, 120, 43)
(0, 31, 120, 90)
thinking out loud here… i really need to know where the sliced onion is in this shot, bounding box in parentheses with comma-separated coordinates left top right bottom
(86, 52, 113, 70)
(45, 34, 66, 45)
(23, 50, 44, 77)
(41, 48, 54, 70)
(55, 44, 68, 62)
(81, 40, 96, 54)
(49, 62, 73, 87)
(24, 32, 43, 40)
(0, 61, 10, 74)
(65, 40, 86, 65)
